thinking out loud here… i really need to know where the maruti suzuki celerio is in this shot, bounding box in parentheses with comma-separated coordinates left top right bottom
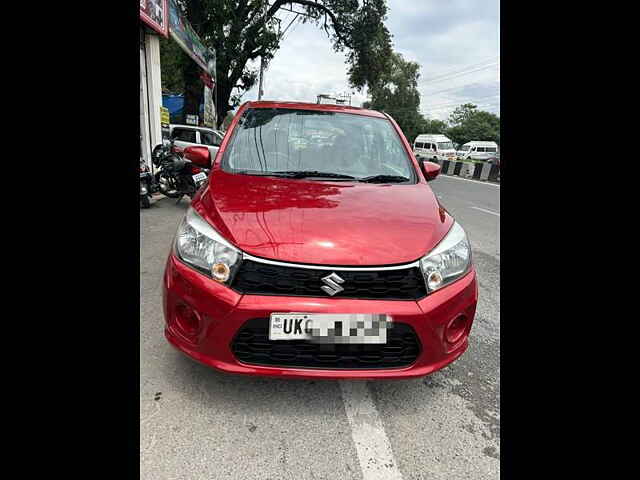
(163, 101, 478, 379)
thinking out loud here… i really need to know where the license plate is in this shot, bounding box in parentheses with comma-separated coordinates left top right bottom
(192, 172, 207, 183)
(269, 313, 391, 344)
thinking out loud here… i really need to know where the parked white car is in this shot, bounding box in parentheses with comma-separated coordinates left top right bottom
(413, 134, 457, 162)
(169, 124, 225, 160)
(456, 141, 499, 161)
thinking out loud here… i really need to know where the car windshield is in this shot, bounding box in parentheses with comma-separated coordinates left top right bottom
(437, 142, 453, 149)
(221, 108, 416, 182)
(460, 145, 470, 151)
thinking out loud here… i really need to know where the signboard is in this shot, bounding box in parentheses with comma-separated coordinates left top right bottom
(168, 0, 215, 77)
(160, 106, 171, 139)
(140, 0, 169, 38)
(186, 114, 199, 126)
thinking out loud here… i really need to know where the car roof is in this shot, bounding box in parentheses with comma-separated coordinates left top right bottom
(463, 141, 498, 146)
(170, 124, 221, 133)
(415, 134, 451, 141)
(242, 100, 388, 119)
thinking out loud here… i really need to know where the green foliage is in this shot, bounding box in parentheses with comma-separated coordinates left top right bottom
(420, 118, 448, 136)
(366, 52, 424, 143)
(448, 103, 478, 126)
(445, 103, 500, 145)
(167, 0, 393, 127)
(221, 110, 235, 130)
(159, 36, 189, 94)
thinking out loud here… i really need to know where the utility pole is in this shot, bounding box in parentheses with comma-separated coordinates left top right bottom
(258, 56, 265, 100)
(257, 2, 306, 101)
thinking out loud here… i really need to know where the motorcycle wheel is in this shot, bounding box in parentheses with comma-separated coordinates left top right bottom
(140, 195, 151, 209)
(156, 171, 182, 199)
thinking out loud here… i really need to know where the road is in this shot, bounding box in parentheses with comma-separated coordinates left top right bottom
(140, 176, 500, 480)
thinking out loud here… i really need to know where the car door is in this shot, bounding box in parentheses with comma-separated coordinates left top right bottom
(428, 143, 437, 159)
(171, 127, 199, 152)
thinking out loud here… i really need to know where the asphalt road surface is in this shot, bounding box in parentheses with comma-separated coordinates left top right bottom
(140, 176, 500, 480)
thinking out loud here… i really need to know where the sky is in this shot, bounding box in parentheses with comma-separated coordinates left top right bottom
(241, 0, 499, 122)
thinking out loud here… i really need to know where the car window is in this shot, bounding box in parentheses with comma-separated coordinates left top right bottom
(222, 108, 417, 181)
(415, 142, 423, 149)
(172, 128, 197, 143)
(200, 130, 220, 147)
(477, 147, 485, 152)
(486, 147, 497, 152)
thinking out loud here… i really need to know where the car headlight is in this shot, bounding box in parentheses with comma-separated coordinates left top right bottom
(420, 222, 472, 293)
(174, 207, 241, 283)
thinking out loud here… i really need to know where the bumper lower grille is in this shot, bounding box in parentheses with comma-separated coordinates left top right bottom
(231, 318, 421, 369)
(231, 259, 427, 300)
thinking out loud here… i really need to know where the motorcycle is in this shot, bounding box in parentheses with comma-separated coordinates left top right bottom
(140, 158, 155, 209)
(151, 138, 211, 203)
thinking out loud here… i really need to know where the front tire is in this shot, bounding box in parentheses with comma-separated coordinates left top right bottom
(156, 172, 182, 199)
(140, 195, 150, 209)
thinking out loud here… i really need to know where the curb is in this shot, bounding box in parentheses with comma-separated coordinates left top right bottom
(428, 158, 500, 184)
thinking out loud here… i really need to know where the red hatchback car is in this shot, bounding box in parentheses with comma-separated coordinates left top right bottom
(163, 101, 478, 379)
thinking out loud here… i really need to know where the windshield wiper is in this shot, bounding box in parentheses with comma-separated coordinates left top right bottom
(270, 170, 357, 180)
(358, 174, 410, 183)
(234, 170, 296, 177)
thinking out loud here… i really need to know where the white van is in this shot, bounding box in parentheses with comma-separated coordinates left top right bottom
(413, 134, 457, 162)
(456, 141, 499, 161)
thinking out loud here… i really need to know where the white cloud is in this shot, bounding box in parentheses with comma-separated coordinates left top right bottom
(239, 0, 500, 122)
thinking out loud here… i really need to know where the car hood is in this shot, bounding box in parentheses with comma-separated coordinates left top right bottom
(195, 170, 453, 266)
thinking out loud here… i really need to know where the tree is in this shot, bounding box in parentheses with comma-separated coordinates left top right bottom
(176, 0, 393, 128)
(420, 118, 448, 135)
(365, 52, 424, 142)
(448, 103, 478, 126)
(446, 103, 500, 146)
(221, 110, 235, 130)
(159, 36, 188, 95)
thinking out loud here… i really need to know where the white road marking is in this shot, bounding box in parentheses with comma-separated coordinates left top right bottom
(471, 206, 500, 217)
(340, 381, 403, 480)
(439, 174, 500, 187)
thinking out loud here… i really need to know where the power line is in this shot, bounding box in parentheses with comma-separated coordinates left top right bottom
(420, 62, 499, 86)
(421, 56, 499, 81)
(422, 81, 499, 97)
(422, 93, 500, 109)
(424, 102, 500, 114)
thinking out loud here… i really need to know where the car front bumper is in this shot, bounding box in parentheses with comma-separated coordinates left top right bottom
(163, 254, 478, 379)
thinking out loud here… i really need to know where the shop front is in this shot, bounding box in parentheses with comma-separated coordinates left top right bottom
(139, 0, 216, 170)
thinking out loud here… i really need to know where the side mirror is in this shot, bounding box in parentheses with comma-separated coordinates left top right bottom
(184, 146, 211, 168)
(422, 161, 441, 181)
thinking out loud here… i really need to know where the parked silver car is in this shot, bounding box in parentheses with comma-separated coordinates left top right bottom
(169, 124, 225, 160)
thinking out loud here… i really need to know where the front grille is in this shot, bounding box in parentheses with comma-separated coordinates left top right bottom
(231, 318, 421, 369)
(231, 259, 427, 300)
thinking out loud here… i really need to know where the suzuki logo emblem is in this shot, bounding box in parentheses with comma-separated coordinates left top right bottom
(321, 272, 345, 296)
